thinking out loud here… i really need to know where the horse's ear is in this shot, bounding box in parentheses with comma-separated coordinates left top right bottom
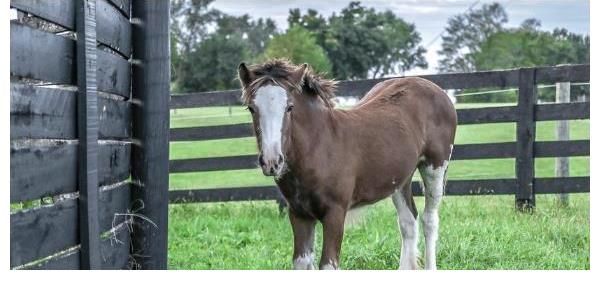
(290, 63, 308, 86)
(238, 62, 255, 88)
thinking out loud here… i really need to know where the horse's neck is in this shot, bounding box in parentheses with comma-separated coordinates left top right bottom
(287, 102, 338, 169)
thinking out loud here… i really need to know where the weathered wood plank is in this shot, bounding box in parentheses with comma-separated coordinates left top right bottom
(169, 186, 281, 203)
(457, 106, 518, 124)
(10, 198, 78, 268)
(535, 102, 589, 121)
(107, 0, 130, 18)
(170, 90, 241, 109)
(97, 49, 131, 98)
(515, 68, 537, 209)
(535, 140, 589, 158)
(535, 177, 589, 194)
(170, 155, 258, 173)
(535, 64, 589, 84)
(10, 84, 131, 140)
(17, 226, 131, 270)
(10, 183, 132, 269)
(97, 0, 131, 57)
(98, 96, 131, 140)
(10, 142, 131, 203)
(10, 0, 75, 29)
(10, 22, 75, 84)
(99, 182, 131, 237)
(170, 123, 253, 142)
(452, 143, 515, 160)
(167, 176, 589, 204)
(10, 84, 76, 139)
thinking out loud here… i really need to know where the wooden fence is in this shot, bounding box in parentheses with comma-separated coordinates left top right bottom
(10, 1, 170, 269)
(169, 64, 590, 209)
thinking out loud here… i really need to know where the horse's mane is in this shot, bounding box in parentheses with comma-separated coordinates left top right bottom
(241, 59, 337, 107)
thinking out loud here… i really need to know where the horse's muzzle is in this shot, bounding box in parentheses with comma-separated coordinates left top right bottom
(258, 153, 284, 176)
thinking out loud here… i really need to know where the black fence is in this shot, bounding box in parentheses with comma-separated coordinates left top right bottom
(169, 64, 590, 208)
(10, 1, 170, 270)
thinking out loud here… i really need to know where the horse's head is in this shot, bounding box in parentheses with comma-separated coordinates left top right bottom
(237, 61, 307, 177)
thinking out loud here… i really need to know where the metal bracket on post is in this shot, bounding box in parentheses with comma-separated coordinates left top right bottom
(515, 68, 537, 212)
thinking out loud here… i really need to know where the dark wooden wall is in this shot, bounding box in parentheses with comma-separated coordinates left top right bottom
(10, 0, 170, 270)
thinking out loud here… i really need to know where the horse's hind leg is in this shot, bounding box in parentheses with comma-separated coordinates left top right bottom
(418, 159, 449, 270)
(392, 177, 419, 270)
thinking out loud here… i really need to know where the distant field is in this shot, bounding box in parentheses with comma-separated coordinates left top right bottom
(168, 102, 589, 270)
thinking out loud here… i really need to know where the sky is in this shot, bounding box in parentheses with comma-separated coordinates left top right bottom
(210, 0, 590, 75)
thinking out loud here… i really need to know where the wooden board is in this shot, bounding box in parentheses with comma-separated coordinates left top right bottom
(97, 49, 131, 98)
(107, 0, 130, 18)
(10, 22, 74, 84)
(10, 83, 131, 140)
(11, 184, 132, 269)
(10, 0, 75, 29)
(10, 198, 78, 268)
(17, 226, 131, 270)
(11, 142, 131, 203)
(535, 102, 589, 121)
(97, 0, 131, 57)
(169, 64, 589, 109)
(168, 176, 589, 204)
(170, 123, 253, 142)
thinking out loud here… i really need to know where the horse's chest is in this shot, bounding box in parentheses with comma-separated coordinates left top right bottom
(284, 190, 325, 219)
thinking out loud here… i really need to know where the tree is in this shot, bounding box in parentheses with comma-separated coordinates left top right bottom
(472, 19, 590, 101)
(288, 2, 427, 80)
(438, 2, 508, 72)
(176, 34, 251, 93)
(215, 14, 278, 57)
(170, 0, 279, 92)
(170, 0, 220, 54)
(261, 26, 332, 74)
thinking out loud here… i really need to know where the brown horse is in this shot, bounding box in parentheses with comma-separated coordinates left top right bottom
(238, 60, 457, 270)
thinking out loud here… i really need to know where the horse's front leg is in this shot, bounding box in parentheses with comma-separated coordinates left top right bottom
(289, 211, 317, 269)
(319, 206, 346, 270)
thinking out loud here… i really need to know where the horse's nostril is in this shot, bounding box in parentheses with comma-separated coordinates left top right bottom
(278, 154, 284, 164)
(274, 163, 279, 169)
(258, 155, 265, 166)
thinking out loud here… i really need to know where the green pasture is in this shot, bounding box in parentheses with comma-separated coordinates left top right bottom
(167, 103, 589, 269)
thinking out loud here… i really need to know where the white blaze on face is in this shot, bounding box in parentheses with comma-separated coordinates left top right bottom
(254, 85, 288, 162)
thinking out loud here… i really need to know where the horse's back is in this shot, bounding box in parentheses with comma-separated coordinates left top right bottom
(353, 77, 457, 166)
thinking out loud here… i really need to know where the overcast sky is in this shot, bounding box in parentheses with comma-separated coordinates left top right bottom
(210, 0, 590, 75)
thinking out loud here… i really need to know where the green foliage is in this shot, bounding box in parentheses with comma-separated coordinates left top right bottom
(472, 20, 590, 102)
(175, 34, 251, 93)
(170, 1, 278, 93)
(288, 2, 427, 80)
(261, 26, 332, 74)
(438, 2, 508, 73)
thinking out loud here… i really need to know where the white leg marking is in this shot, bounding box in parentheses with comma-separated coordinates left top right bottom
(392, 189, 419, 270)
(419, 160, 448, 270)
(319, 260, 338, 270)
(293, 252, 315, 270)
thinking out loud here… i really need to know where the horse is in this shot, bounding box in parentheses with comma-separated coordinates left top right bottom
(237, 60, 457, 270)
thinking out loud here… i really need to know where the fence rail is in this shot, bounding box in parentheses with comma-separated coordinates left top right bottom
(168, 64, 590, 208)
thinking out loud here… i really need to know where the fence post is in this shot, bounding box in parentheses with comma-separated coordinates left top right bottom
(76, 0, 101, 269)
(131, 1, 171, 269)
(556, 82, 570, 205)
(515, 68, 537, 211)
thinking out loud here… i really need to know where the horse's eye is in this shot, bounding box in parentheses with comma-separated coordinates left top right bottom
(247, 106, 255, 114)
(286, 105, 294, 112)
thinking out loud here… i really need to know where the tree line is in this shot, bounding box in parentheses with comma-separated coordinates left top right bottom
(170, 0, 589, 99)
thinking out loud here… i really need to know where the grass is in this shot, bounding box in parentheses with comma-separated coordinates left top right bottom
(167, 103, 589, 270)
